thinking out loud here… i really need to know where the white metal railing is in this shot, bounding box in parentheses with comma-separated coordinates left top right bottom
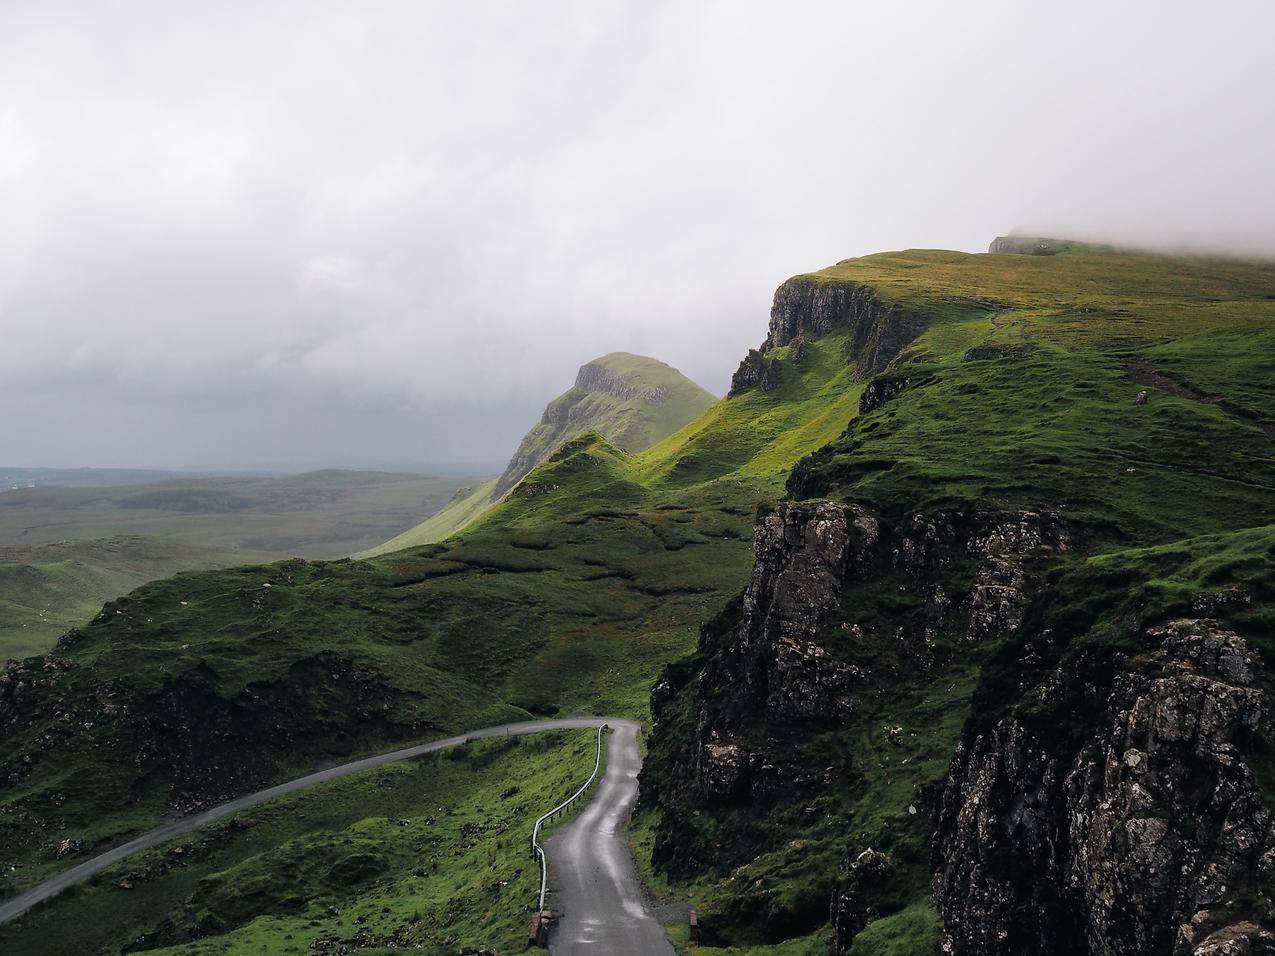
(530, 723, 607, 912)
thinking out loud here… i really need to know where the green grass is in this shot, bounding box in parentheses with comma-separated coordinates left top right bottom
(0, 730, 605, 955)
(0, 537, 275, 659)
(489, 351, 717, 500)
(846, 902, 943, 955)
(361, 478, 498, 556)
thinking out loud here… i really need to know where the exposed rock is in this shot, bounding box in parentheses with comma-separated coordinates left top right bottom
(988, 236, 1069, 255)
(859, 374, 923, 415)
(831, 848, 893, 950)
(729, 349, 782, 396)
(933, 619, 1275, 955)
(1135, 389, 1149, 405)
(730, 275, 929, 395)
(643, 502, 1070, 911)
(961, 344, 1033, 363)
(699, 741, 750, 799)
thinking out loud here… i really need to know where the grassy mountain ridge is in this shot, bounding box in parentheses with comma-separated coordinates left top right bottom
(491, 351, 716, 499)
(362, 352, 716, 555)
(1, 241, 1272, 953)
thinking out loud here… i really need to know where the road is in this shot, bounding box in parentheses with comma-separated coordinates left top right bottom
(545, 720, 674, 955)
(0, 716, 621, 927)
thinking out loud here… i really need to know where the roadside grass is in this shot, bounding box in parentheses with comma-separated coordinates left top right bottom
(0, 730, 601, 956)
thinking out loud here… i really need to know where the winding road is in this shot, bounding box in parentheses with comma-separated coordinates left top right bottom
(0, 715, 672, 953)
(544, 719, 674, 954)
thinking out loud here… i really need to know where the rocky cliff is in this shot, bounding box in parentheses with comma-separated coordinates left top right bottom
(728, 276, 928, 395)
(643, 489, 1274, 952)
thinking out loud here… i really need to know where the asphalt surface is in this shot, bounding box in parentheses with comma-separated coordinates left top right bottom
(545, 719, 674, 955)
(0, 716, 619, 927)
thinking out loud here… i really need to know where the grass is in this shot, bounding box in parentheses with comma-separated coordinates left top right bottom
(0, 536, 275, 659)
(0, 730, 604, 955)
(361, 478, 498, 555)
(489, 352, 716, 500)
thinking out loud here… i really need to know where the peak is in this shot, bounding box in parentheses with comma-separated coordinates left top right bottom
(578, 352, 675, 377)
(987, 235, 1096, 255)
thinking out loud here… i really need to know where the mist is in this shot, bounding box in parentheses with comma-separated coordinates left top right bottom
(3, 0, 1272, 471)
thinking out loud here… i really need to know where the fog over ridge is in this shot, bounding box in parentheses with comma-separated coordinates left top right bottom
(3, 0, 1272, 470)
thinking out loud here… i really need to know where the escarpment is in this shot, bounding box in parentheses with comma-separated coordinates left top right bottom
(729, 276, 928, 395)
(641, 500, 1072, 943)
(644, 483, 1275, 952)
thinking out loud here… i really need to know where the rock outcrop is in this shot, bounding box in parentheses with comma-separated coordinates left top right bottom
(642, 501, 1071, 943)
(728, 276, 929, 395)
(934, 618, 1275, 954)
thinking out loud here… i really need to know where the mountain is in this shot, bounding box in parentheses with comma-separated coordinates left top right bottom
(491, 352, 717, 500)
(1, 239, 1272, 955)
(362, 352, 715, 554)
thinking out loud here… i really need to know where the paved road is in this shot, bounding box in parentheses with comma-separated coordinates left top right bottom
(0, 716, 618, 927)
(545, 720, 674, 955)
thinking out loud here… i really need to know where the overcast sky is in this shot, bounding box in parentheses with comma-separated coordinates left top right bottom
(3, 1, 1273, 472)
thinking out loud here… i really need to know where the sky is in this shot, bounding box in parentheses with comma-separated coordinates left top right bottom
(2, 1, 1273, 473)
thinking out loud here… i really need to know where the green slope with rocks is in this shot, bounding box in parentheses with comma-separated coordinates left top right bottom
(362, 352, 716, 555)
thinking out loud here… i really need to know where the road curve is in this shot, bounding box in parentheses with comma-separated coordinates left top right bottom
(544, 720, 674, 955)
(0, 716, 619, 927)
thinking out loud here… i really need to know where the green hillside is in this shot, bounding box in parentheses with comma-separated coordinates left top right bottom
(362, 352, 715, 555)
(0, 537, 276, 660)
(0, 470, 473, 658)
(360, 479, 497, 556)
(490, 351, 716, 499)
(1, 241, 1272, 954)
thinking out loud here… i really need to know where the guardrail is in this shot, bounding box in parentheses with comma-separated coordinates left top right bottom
(530, 723, 607, 913)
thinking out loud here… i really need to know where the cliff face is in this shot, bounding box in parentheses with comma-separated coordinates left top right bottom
(934, 618, 1274, 955)
(492, 352, 714, 499)
(644, 490, 1274, 953)
(642, 500, 1072, 943)
(728, 276, 928, 395)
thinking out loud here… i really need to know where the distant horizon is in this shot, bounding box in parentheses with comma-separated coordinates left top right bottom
(0, 460, 505, 481)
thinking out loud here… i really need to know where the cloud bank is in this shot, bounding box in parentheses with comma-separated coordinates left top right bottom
(2, 0, 1272, 469)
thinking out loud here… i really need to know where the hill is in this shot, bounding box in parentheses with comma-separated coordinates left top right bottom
(362, 352, 715, 554)
(491, 352, 717, 500)
(0, 470, 473, 657)
(0, 537, 276, 661)
(1, 240, 1272, 954)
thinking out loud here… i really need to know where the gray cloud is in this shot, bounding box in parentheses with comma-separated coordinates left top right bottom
(2, 1, 1273, 470)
